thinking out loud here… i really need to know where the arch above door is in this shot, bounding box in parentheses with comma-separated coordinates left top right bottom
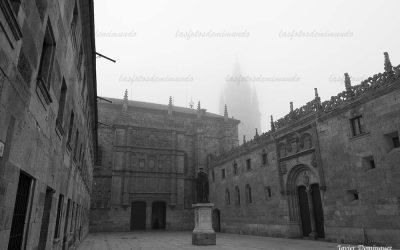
(286, 164, 319, 223)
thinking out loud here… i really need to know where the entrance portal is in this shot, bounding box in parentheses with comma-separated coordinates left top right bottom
(287, 165, 325, 239)
(151, 201, 166, 229)
(297, 184, 325, 238)
(8, 172, 32, 250)
(298, 185, 311, 237)
(131, 201, 146, 230)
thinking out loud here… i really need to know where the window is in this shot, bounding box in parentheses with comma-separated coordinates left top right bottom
(56, 79, 67, 124)
(346, 190, 359, 201)
(10, 0, 22, 15)
(262, 150, 267, 165)
(70, 203, 75, 232)
(362, 156, 375, 170)
(265, 186, 272, 199)
(71, 1, 79, 47)
(139, 159, 145, 168)
(66, 111, 74, 147)
(233, 161, 238, 175)
(80, 152, 85, 166)
(221, 169, 226, 179)
(350, 116, 365, 136)
(96, 146, 102, 165)
(393, 137, 400, 148)
(369, 159, 376, 169)
(80, 73, 86, 98)
(73, 130, 79, 160)
(384, 131, 400, 150)
(38, 20, 56, 90)
(64, 199, 71, 235)
(158, 160, 163, 169)
(78, 144, 83, 161)
(148, 159, 155, 169)
(212, 170, 215, 182)
(74, 205, 79, 231)
(246, 159, 251, 171)
(54, 194, 64, 239)
(245, 184, 252, 204)
(77, 43, 83, 78)
(235, 186, 240, 205)
(225, 189, 230, 205)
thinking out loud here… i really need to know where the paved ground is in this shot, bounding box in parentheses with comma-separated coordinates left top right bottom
(77, 231, 343, 250)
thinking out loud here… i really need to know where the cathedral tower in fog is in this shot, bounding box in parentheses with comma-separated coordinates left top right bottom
(220, 61, 261, 142)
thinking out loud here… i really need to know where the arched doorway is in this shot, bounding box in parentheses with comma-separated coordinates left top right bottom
(212, 209, 221, 232)
(298, 185, 312, 236)
(131, 201, 146, 230)
(151, 201, 166, 229)
(287, 165, 325, 239)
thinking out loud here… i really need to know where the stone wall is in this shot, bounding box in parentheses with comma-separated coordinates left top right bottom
(0, 0, 97, 249)
(210, 62, 400, 248)
(318, 84, 400, 246)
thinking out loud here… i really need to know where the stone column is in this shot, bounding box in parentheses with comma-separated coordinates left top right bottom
(306, 188, 317, 239)
(146, 202, 152, 230)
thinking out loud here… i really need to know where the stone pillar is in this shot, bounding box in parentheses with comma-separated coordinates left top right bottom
(146, 202, 152, 230)
(192, 203, 216, 245)
(170, 155, 177, 206)
(176, 154, 185, 207)
(306, 188, 317, 239)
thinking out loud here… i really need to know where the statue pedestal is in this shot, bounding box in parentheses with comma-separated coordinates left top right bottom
(192, 203, 216, 245)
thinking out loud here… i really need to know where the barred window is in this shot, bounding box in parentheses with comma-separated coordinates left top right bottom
(350, 116, 365, 136)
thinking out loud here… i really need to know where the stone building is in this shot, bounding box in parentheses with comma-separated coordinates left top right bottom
(209, 53, 400, 248)
(90, 95, 239, 231)
(0, 0, 97, 249)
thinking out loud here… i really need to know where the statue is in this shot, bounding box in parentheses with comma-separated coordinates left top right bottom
(195, 171, 209, 203)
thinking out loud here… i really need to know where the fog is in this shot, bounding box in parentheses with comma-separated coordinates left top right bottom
(94, 0, 400, 132)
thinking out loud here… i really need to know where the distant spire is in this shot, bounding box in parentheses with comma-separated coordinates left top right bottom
(124, 89, 128, 101)
(290, 102, 294, 112)
(255, 128, 259, 138)
(344, 73, 352, 91)
(197, 101, 202, 119)
(314, 88, 319, 99)
(384, 52, 393, 72)
(243, 135, 246, 144)
(122, 89, 128, 112)
(270, 115, 275, 132)
(169, 96, 173, 106)
(168, 96, 173, 115)
(189, 97, 194, 109)
(224, 104, 228, 119)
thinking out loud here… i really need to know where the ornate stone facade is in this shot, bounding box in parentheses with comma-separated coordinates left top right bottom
(90, 95, 239, 231)
(209, 53, 400, 248)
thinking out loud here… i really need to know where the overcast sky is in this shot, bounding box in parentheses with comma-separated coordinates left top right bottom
(94, 0, 400, 132)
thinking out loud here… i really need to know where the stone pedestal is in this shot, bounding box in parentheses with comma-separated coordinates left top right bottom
(192, 203, 216, 245)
